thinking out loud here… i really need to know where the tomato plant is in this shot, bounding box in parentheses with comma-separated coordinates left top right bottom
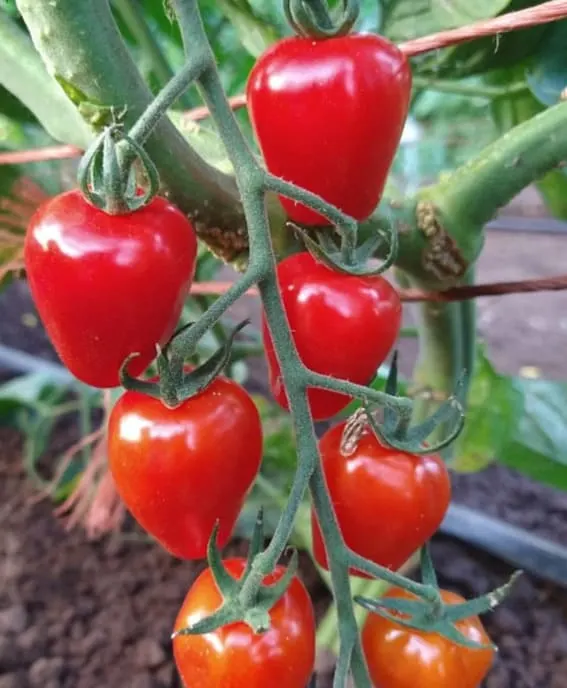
(173, 558, 315, 688)
(24, 190, 197, 388)
(107, 376, 263, 559)
(312, 421, 451, 575)
(362, 588, 495, 688)
(247, 34, 411, 226)
(263, 252, 402, 420)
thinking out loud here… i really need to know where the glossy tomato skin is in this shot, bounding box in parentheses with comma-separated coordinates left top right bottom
(173, 558, 315, 688)
(247, 34, 411, 226)
(108, 377, 263, 559)
(263, 252, 401, 420)
(24, 190, 197, 388)
(312, 422, 451, 575)
(362, 589, 494, 688)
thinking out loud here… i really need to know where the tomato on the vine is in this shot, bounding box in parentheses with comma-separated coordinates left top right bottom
(24, 190, 197, 388)
(312, 421, 451, 575)
(362, 588, 495, 688)
(107, 376, 263, 560)
(247, 34, 411, 225)
(263, 252, 401, 420)
(173, 558, 315, 688)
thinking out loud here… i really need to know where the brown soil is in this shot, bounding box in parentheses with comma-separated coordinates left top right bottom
(1, 229, 567, 686)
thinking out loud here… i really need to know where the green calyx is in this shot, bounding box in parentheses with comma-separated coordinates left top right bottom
(77, 126, 160, 214)
(290, 221, 398, 277)
(173, 510, 299, 637)
(119, 320, 249, 408)
(356, 548, 521, 651)
(284, 0, 360, 39)
(342, 353, 466, 456)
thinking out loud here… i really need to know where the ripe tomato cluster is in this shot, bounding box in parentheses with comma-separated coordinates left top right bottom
(22, 24, 494, 688)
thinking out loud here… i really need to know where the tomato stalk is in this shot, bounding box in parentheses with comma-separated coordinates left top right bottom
(130, 1, 475, 684)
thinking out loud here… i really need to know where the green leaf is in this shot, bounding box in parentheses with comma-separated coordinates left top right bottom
(216, 0, 278, 57)
(500, 378, 567, 490)
(383, 0, 510, 43)
(0, 11, 91, 147)
(413, 0, 548, 79)
(526, 19, 567, 107)
(452, 349, 524, 472)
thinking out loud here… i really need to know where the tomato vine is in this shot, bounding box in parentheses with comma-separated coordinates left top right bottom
(16, 0, 567, 685)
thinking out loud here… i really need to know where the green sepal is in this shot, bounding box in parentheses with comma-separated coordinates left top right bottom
(355, 597, 495, 651)
(366, 373, 466, 454)
(119, 320, 249, 408)
(256, 549, 299, 609)
(284, 0, 359, 39)
(290, 222, 398, 277)
(77, 126, 160, 214)
(207, 522, 240, 598)
(419, 545, 438, 588)
(243, 507, 265, 579)
(118, 353, 162, 400)
(444, 571, 522, 624)
(174, 320, 249, 403)
(172, 511, 299, 640)
(383, 351, 399, 431)
(172, 606, 238, 638)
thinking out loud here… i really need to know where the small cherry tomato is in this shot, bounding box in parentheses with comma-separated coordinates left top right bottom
(173, 558, 316, 688)
(362, 588, 495, 688)
(263, 252, 401, 420)
(24, 190, 197, 388)
(108, 376, 263, 559)
(312, 421, 451, 575)
(247, 34, 411, 225)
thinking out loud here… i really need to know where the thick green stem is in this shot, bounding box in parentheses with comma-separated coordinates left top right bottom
(411, 301, 464, 436)
(418, 100, 567, 285)
(112, 0, 184, 101)
(15, 0, 242, 239)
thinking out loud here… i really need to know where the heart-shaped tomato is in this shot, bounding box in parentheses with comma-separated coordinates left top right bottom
(263, 252, 401, 420)
(25, 190, 197, 388)
(108, 376, 263, 560)
(247, 34, 411, 225)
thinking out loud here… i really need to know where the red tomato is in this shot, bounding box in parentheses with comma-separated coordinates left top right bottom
(362, 588, 495, 688)
(24, 190, 197, 388)
(312, 422, 451, 575)
(247, 34, 411, 226)
(263, 252, 401, 420)
(107, 377, 263, 559)
(173, 558, 315, 688)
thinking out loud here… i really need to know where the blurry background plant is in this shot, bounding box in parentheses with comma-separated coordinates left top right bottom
(2, 0, 567, 657)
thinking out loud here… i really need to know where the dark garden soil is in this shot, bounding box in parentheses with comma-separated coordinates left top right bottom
(1, 229, 567, 687)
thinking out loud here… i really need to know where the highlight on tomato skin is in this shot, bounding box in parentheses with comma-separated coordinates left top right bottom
(24, 190, 197, 389)
(173, 558, 316, 688)
(362, 588, 495, 688)
(262, 251, 402, 421)
(107, 376, 263, 560)
(247, 33, 411, 226)
(311, 420, 451, 576)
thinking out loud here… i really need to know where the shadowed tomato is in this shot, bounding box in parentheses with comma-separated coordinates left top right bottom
(247, 34, 411, 225)
(24, 190, 197, 388)
(173, 558, 315, 688)
(263, 252, 401, 420)
(312, 421, 451, 575)
(108, 377, 263, 559)
(362, 588, 495, 688)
